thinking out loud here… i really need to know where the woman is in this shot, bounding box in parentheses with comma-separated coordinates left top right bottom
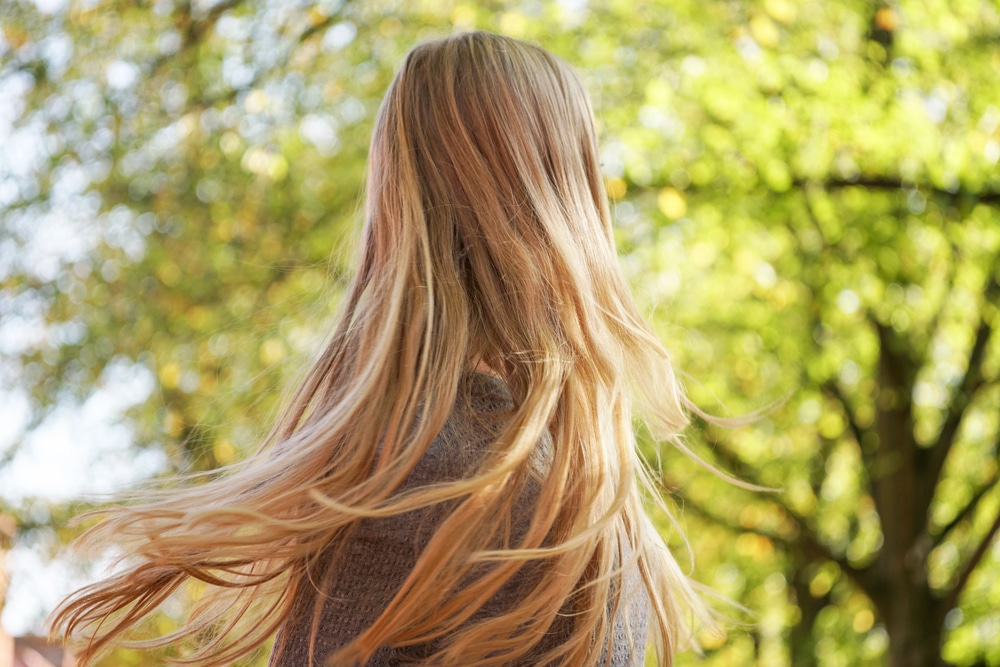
(50, 31, 713, 666)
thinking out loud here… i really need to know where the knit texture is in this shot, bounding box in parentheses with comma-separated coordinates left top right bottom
(268, 373, 649, 666)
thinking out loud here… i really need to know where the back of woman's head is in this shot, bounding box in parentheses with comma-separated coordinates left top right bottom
(357, 31, 644, 400)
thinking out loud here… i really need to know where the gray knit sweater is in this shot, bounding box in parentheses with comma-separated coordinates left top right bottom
(269, 373, 649, 666)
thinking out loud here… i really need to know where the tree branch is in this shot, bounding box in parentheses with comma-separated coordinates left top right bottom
(190, 2, 354, 110)
(145, 0, 247, 77)
(822, 380, 872, 461)
(942, 509, 1000, 615)
(680, 493, 783, 541)
(791, 177, 1000, 204)
(629, 176, 1000, 204)
(933, 473, 1000, 547)
(188, 0, 246, 42)
(788, 511, 869, 589)
(297, 12, 337, 43)
(921, 274, 1000, 518)
(679, 474, 870, 591)
(696, 427, 871, 588)
(920, 238, 962, 368)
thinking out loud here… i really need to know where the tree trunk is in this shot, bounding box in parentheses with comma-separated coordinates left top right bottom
(878, 582, 943, 667)
(789, 572, 826, 667)
(869, 325, 944, 666)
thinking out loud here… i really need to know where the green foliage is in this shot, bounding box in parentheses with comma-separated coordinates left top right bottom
(2, 0, 999, 665)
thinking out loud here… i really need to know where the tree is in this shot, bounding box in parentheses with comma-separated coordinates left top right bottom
(1, 0, 998, 665)
(598, 2, 1000, 665)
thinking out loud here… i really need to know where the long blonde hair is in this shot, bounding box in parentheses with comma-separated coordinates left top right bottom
(50, 31, 712, 666)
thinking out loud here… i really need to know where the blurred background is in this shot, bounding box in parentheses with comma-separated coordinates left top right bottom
(1, 0, 998, 665)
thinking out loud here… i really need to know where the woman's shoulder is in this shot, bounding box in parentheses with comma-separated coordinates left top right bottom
(403, 372, 515, 489)
(455, 371, 514, 416)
